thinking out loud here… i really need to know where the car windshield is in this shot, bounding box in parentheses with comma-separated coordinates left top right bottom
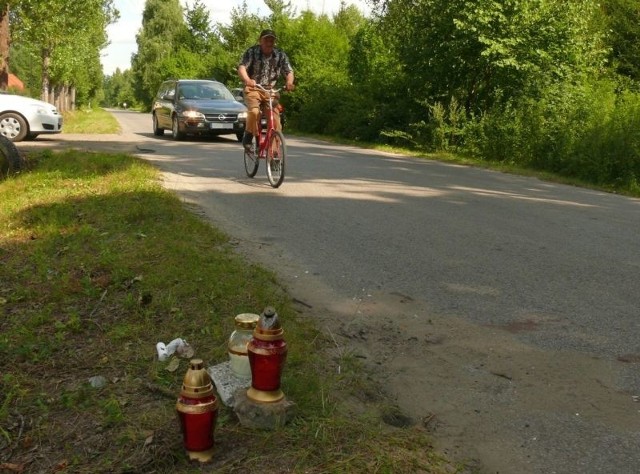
(178, 82, 234, 101)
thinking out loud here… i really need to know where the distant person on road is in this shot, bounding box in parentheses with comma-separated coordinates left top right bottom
(237, 29, 295, 152)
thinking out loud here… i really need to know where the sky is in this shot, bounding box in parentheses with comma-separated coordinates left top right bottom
(102, 0, 371, 75)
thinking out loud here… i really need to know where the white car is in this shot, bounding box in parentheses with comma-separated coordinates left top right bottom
(0, 92, 63, 142)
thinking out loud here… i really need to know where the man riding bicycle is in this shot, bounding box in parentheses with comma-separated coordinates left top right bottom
(238, 29, 295, 152)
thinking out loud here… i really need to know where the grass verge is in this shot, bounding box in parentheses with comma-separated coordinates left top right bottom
(0, 150, 460, 473)
(62, 108, 120, 134)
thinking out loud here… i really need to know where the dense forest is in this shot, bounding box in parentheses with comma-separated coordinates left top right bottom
(4, 0, 640, 192)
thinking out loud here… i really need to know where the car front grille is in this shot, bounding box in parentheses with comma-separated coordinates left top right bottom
(204, 114, 238, 122)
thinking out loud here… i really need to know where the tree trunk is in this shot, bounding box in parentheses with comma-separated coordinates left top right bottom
(71, 86, 76, 111)
(62, 84, 70, 112)
(60, 84, 66, 112)
(0, 4, 10, 91)
(53, 85, 60, 111)
(41, 49, 51, 103)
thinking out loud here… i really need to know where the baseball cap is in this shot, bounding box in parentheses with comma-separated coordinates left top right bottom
(260, 29, 277, 40)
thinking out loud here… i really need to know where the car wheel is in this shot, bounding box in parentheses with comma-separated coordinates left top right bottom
(0, 112, 28, 142)
(172, 115, 185, 140)
(0, 134, 24, 178)
(152, 113, 164, 136)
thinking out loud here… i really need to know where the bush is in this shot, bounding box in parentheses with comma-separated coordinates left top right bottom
(458, 78, 640, 191)
(417, 98, 468, 152)
(574, 89, 640, 187)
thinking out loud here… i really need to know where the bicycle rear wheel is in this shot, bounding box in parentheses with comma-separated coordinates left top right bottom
(243, 144, 259, 177)
(266, 130, 286, 188)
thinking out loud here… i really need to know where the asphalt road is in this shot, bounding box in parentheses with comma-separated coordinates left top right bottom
(20, 109, 640, 473)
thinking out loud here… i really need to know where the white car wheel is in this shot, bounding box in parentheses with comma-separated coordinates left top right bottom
(0, 113, 28, 142)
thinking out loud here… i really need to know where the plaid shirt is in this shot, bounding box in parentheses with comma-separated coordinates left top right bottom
(239, 45, 293, 88)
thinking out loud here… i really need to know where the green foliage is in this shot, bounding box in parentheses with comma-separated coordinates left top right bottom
(157, 47, 206, 81)
(181, 0, 215, 55)
(602, 0, 640, 81)
(342, 20, 413, 143)
(282, 10, 351, 129)
(452, 79, 640, 192)
(427, 98, 469, 151)
(380, 0, 607, 111)
(102, 69, 137, 108)
(214, 4, 262, 88)
(10, 0, 118, 105)
(333, 3, 366, 39)
(216, 1, 263, 55)
(178, 0, 231, 81)
(131, 0, 185, 107)
(7, 43, 41, 96)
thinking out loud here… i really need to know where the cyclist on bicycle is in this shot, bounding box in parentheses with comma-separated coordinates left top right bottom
(238, 29, 295, 152)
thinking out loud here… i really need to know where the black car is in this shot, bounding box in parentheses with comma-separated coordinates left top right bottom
(230, 88, 244, 103)
(152, 79, 247, 141)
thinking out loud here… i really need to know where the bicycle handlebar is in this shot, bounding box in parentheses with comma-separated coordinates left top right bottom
(252, 84, 283, 94)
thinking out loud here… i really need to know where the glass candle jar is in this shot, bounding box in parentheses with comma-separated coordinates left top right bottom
(228, 313, 259, 378)
(176, 359, 218, 462)
(247, 306, 287, 403)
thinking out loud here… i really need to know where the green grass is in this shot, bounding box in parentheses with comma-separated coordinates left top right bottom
(0, 148, 460, 473)
(62, 108, 120, 134)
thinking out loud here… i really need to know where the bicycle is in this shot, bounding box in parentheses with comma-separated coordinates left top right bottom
(243, 84, 287, 188)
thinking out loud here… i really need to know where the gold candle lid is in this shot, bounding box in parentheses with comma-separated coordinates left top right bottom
(180, 359, 214, 399)
(234, 313, 259, 329)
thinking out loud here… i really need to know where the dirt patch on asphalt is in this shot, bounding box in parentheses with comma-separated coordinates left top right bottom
(226, 235, 639, 474)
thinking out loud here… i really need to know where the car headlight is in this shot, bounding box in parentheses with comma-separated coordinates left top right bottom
(32, 105, 51, 115)
(238, 112, 247, 120)
(180, 110, 205, 119)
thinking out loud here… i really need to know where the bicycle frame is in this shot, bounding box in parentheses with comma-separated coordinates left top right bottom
(243, 84, 287, 188)
(254, 86, 280, 159)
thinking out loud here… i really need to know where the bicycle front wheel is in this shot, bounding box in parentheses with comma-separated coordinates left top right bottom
(244, 144, 259, 178)
(266, 130, 286, 188)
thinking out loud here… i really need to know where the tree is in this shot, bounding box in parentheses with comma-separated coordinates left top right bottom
(103, 68, 136, 108)
(377, 0, 607, 111)
(214, 2, 263, 86)
(180, 1, 228, 82)
(278, 8, 371, 135)
(10, 0, 118, 107)
(8, 42, 40, 96)
(0, 1, 10, 90)
(263, 0, 296, 34)
(602, 0, 640, 81)
(131, 0, 185, 108)
(333, 2, 366, 40)
(182, 0, 215, 55)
